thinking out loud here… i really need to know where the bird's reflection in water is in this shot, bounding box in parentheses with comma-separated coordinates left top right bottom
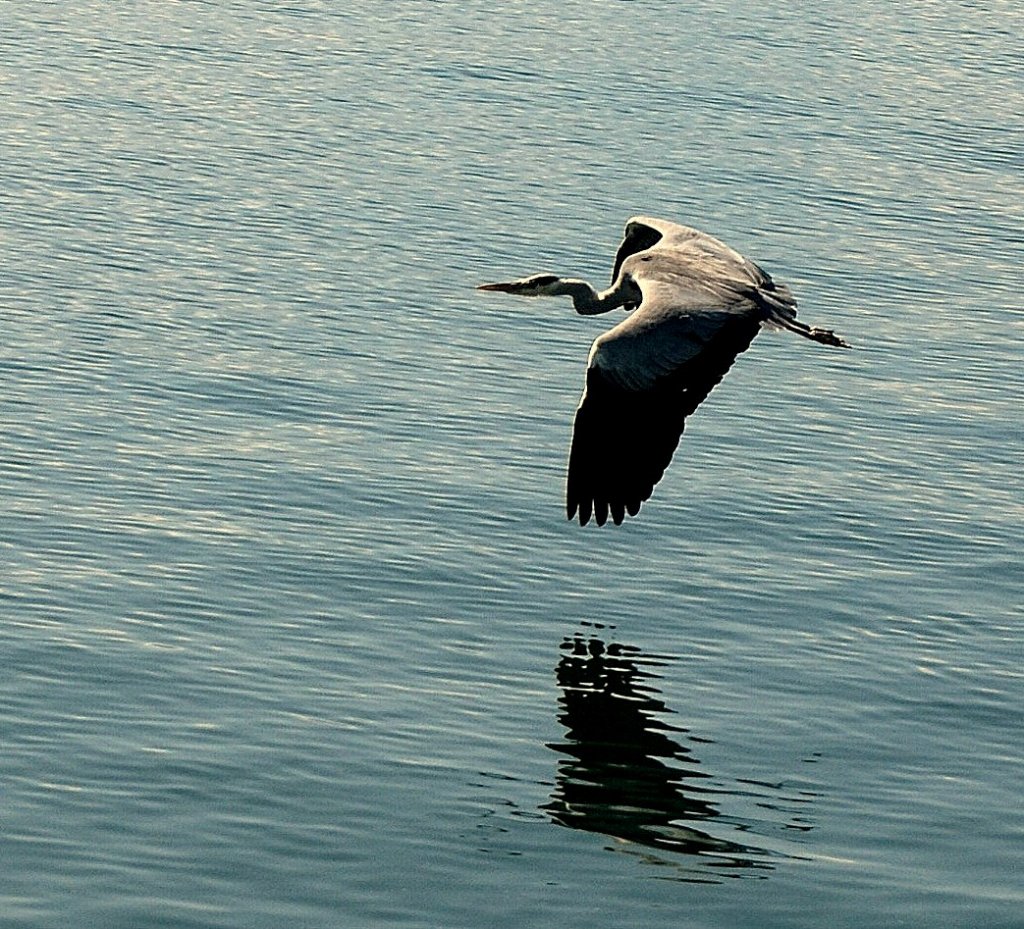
(544, 630, 809, 882)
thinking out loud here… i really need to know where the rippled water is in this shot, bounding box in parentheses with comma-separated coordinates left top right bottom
(3, 2, 1022, 927)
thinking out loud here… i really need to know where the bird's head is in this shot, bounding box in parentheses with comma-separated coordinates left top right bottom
(476, 273, 563, 297)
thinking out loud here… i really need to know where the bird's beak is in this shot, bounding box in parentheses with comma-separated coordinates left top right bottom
(476, 281, 519, 293)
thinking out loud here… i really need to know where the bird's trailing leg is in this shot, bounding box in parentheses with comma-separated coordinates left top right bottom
(771, 314, 850, 348)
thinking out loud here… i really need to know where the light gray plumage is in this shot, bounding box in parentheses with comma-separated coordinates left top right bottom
(477, 216, 849, 527)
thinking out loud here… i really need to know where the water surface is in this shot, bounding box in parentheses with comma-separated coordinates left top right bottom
(2, 2, 1022, 927)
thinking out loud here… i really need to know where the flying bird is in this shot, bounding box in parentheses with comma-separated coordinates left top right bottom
(477, 216, 849, 527)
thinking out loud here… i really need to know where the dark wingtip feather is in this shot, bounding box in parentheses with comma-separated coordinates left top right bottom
(579, 497, 592, 526)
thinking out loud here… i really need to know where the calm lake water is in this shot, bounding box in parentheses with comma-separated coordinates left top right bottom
(3, 2, 1022, 927)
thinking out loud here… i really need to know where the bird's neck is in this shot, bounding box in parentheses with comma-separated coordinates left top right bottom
(552, 278, 629, 316)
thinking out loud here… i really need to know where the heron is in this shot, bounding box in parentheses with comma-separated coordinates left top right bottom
(477, 216, 850, 527)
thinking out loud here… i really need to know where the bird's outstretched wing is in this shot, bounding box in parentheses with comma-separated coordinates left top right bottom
(609, 216, 748, 284)
(566, 282, 761, 527)
(610, 217, 797, 316)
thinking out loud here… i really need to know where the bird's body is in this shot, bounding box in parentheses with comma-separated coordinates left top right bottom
(478, 216, 849, 526)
